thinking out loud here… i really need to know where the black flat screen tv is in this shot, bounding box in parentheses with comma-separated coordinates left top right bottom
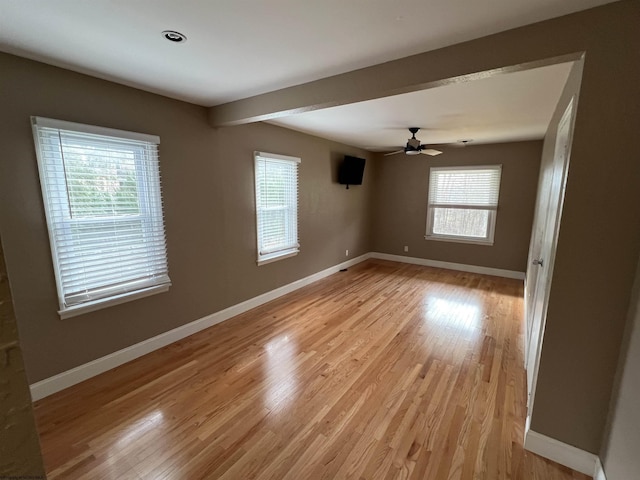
(338, 156, 365, 189)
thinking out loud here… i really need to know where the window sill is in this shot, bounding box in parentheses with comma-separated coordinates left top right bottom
(424, 235, 494, 246)
(257, 250, 299, 266)
(58, 283, 171, 320)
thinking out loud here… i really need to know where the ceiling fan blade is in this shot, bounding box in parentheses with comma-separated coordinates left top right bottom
(384, 150, 405, 156)
(432, 140, 470, 148)
(420, 149, 443, 156)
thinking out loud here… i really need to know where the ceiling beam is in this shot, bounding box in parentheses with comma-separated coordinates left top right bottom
(207, 13, 586, 127)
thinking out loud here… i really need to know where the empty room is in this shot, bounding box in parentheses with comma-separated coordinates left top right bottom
(1, 1, 639, 479)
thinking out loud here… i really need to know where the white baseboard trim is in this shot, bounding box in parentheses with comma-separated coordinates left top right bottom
(30, 253, 371, 401)
(30, 252, 525, 401)
(369, 252, 525, 280)
(524, 429, 598, 476)
(593, 457, 607, 480)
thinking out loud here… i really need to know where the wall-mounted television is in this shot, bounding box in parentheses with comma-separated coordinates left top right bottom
(338, 156, 366, 189)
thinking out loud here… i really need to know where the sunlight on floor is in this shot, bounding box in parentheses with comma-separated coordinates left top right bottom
(116, 409, 165, 447)
(264, 334, 298, 411)
(427, 296, 481, 331)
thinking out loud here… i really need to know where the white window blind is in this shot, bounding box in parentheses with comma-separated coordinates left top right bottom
(32, 117, 170, 318)
(426, 165, 502, 244)
(254, 151, 300, 265)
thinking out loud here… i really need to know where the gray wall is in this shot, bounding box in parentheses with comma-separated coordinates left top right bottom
(600, 254, 640, 480)
(0, 52, 373, 383)
(371, 141, 541, 272)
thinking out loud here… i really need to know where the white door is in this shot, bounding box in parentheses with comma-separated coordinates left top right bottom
(525, 98, 575, 419)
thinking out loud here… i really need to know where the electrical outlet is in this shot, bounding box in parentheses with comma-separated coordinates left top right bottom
(345, 249, 349, 256)
(404, 245, 409, 252)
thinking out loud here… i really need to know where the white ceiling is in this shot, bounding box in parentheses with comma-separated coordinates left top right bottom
(0, 0, 615, 107)
(0, 1, 608, 150)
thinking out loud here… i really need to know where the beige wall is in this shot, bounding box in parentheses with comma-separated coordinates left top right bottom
(0, 237, 46, 477)
(371, 141, 541, 272)
(599, 254, 640, 479)
(0, 52, 373, 383)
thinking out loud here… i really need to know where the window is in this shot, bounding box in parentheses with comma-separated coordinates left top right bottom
(32, 117, 170, 319)
(426, 165, 502, 245)
(254, 151, 300, 265)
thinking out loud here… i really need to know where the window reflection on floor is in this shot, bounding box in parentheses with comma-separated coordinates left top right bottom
(425, 295, 482, 331)
(264, 335, 298, 411)
(116, 409, 164, 447)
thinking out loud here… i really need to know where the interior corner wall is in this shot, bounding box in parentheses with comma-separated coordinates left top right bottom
(370, 141, 541, 272)
(0, 52, 373, 383)
(599, 253, 640, 480)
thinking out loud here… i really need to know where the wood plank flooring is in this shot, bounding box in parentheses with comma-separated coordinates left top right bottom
(33, 260, 591, 479)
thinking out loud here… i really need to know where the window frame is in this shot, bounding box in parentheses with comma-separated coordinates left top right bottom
(32, 116, 171, 319)
(254, 151, 300, 266)
(425, 165, 502, 246)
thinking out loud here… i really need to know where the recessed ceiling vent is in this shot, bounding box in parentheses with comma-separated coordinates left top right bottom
(162, 30, 187, 43)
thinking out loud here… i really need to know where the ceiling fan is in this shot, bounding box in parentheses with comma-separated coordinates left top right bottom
(384, 127, 444, 156)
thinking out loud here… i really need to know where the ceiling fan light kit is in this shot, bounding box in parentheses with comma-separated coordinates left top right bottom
(384, 127, 444, 157)
(422, 149, 443, 156)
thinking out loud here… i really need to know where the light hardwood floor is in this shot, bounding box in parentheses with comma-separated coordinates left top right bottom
(34, 260, 591, 479)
